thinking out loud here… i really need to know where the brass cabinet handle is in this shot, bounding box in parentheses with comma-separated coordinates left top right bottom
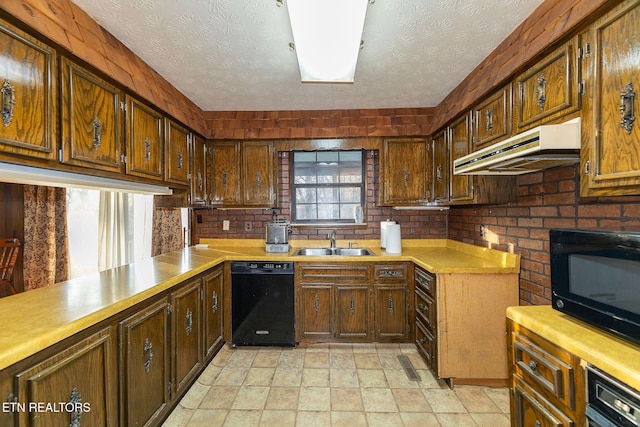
(350, 295, 355, 314)
(314, 294, 319, 313)
(198, 171, 203, 193)
(222, 171, 227, 186)
(403, 168, 409, 186)
(144, 338, 154, 373)
(536, 72, 546, 110)
(92, 116, 102, 150)
(388, 295, 394, 314)
(1, 79, 15, 127)
(186, 308, 193, 336)
(212, 290, 218, 313)
(486, 107, 493, 134)
(436, 165, 442, 181)
(69, 387, 83, 426)
(144, 138, 151, 163)
(177, 152, 184, 170)
(419, 336, 428, 344)
(528, 360, 538, 372)
(620, 82, 636, 135)
(256, 171, 261, 187)
(418, 304, 428, 311)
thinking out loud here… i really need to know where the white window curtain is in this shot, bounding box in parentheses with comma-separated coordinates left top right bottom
(98, 191, 132, 271)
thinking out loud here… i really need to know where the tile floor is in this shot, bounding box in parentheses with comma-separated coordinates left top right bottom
(163, 343, 511, 427)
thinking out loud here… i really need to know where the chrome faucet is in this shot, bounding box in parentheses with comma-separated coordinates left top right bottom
(328, 229, 337, 249)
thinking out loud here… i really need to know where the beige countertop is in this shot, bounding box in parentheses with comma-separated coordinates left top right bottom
(507, 305, 640, 392)
(0, 239, 519, 371)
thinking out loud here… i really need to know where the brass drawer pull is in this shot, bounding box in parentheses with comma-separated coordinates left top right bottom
(418, 303, 428, 311)
(69, 387, 83, 426)
(186, 308, 193, 336)
(620, 82, 635, 134)
(144, 138, 151, 163)
(388, 295, 394, 314)
(144, 338, 154, 373)
(350, 295, 355, 314)
(528, 360, 538, 372)
(419, 336, 428, 344)
(314, 294, 319, 313)
(212, 291, 218, 313)
(1, 79, 15, 127)
(92, 116, 102, 150)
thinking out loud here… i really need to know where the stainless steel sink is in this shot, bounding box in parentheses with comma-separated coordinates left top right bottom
(292, 247, 375, 256)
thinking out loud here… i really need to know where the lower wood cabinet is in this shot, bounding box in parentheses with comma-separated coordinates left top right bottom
(296, 262, 411, 343)
(508, 319, 585, 426)
(12, 327, 117, 427)
(203, 266, 224, 359)
(119, 299, 170, 427)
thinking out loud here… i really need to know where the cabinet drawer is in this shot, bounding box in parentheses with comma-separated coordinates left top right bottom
(415, 320, 436, 369)
(414, 268, 435, 297)
(415, 287, 436, 332)
(298, 264, 369, 282)
(513, 331, 575, 410)
(375, 264, 407, 280)
(513, 376, 574, 427)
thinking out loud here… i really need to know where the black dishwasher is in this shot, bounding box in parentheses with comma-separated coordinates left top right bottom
(231, 261, 295, 347)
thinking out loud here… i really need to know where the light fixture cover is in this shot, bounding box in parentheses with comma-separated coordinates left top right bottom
(286, 0, 368, 83)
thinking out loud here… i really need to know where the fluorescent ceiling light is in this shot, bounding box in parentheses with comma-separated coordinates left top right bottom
(0, 162, 173, 195)
(286, 0, 368, 83)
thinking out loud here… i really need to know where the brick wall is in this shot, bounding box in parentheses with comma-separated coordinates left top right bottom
(193, 150, 448, 243)
(448, 164, 640, 306)
(202, 108, 435, 140)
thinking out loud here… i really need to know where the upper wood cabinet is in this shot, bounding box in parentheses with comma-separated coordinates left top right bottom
(190, 134, 207, 205)
(379, 138, 430, 206)
(60, 57, 124, 173)
(0, 19, 58, 162)
(165, 118, 191, 186)
(432, 130, 449, 203)
(580, 0, 640, 197)
(471, 84, 512, 150)
(449, 114, 473, 203)
(209, 140, 276, 207)
(126, 95, 164, 181)
(514, 36, 580, 133)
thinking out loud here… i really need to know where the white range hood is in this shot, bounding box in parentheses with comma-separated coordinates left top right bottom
(453, 118, 581, 175)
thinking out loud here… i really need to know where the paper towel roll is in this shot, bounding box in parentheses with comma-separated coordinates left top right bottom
(380, 220, 395, 248)
(386, 223, 402, 254)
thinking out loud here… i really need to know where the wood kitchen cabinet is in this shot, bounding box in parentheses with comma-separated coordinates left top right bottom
(171, 279, 202, 397)
(579, 0, 640, 197)
(13, 327, 117, 426)
(202, 266, 224, 359)
(508, 319, 585, 426)
(414, 266, 437, 369)
(60, 57, 124, 173)
(0, 18, 58, 162)
(126, 96, 164, 182)
(335, 284, 371, 340)
(299, 284, 333, 340)
(432, 129, 449, 203)
(514, 36, 580, 133)
(190, 134, 207, 205)
(449, 114, 473, 203)
(379, 138, 431, 206)
(374, 264, 411, 341)
(164, 118, 191, 186)
(472, 84, 513, 150)
(209, 141, 240, 204)
(119, 298, 170, 427)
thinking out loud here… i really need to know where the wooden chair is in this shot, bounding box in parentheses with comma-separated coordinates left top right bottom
(0, 238, 20, 295)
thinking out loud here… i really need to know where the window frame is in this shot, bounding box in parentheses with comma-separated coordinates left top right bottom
(290, 149, 366, 225)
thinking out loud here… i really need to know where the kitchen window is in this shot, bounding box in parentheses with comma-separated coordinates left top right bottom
(291, 150, 365, 224)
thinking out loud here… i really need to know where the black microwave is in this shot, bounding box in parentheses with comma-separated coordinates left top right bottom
(550, 229, 640, 346)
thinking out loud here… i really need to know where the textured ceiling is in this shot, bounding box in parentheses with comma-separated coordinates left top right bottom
(70, 0, 544, 112)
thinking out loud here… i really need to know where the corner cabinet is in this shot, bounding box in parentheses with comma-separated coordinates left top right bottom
(209, 140, 276, 207)
(0, 18, 58, 162)
(579, 0, 640, 197)
(60, 57, 124, 173)
(379, 138, 431, 206)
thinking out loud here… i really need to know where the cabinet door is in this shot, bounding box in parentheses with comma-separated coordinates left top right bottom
(243, 141, 275, 206)
(432, 129, 449, 203)
(165, 118, 190, 186)
(190, 135, 207, 205)
(513, 377, 574, 427)
(171, 279, 202, 396)
(15, 327, 117, 426)
(381, 138, 429, 205)
(580, 1, 640, 197)
(472, 84, 512, 149)
(335, 285, 370, 339)
(209, 141, 241, 205)
(375, 285, 407, 340)
(0, 19, 57, 161)
(119, 299, 170, 427)
(203, 267, 223, 359)
(60, 57, 123, 172)
(514, 37, 580, 133)
(126, 96, 164, 181)
(449, 114, 473, 203)
(298, 284, 333, 340)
